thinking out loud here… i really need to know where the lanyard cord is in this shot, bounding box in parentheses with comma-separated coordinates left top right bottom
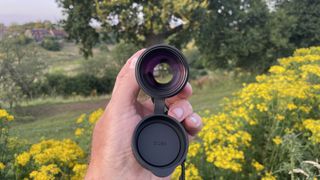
(179, 161, 185, 180)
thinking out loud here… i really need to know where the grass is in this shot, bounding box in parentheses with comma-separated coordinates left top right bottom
(10, 98, 108, 143)
(10, 79, 244, 144)
(190, 81, 242, 112)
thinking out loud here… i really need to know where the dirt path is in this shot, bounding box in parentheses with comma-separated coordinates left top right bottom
(14, 99, 108, 119)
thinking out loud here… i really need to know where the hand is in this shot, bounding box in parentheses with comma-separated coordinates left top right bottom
(85, 49, 203, 180)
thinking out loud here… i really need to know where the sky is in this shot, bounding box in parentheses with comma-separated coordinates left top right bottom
(0, 0, 63, 25)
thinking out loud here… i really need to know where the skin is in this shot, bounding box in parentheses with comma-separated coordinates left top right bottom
(85, 49, 203, 180)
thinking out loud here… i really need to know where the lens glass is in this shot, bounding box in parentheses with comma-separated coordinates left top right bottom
(136, 46, 188, 97)
(153, 62, 173, 84)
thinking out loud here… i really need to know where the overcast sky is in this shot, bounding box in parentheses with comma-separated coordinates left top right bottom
(0, 0, 63, 25)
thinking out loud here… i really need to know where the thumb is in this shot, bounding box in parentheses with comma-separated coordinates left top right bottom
(110, 49, 145, 106)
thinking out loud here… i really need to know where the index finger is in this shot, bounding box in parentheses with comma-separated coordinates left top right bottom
(165, 83, 192, 105)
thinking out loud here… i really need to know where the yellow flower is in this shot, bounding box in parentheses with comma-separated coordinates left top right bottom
(272, 136, 282, 145)
(7, 115, 14, 121)
(75, 128, 84, 137)
(88, 109, 103, 124)
(188, 142, 201, 158)
(251, 160, 264, 171)
(275, 114, 285, 121)
(303, 119, 320, 144)
(171, 163, 202, 180)
(287, 103, 297, 110)
(0, 109, 14, 121)
(0, 162, 5, 170)
(29, 164, 60, 180)
(16, 152, 31, 166)
(269, 65, 285, 74)
(76, 114, 86, 124)
(71, 164, 88, 180)
(18, 139, 84, 168)
(262, 172, 276, 180)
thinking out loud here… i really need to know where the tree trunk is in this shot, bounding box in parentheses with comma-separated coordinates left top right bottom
(145, 33, 165, 47)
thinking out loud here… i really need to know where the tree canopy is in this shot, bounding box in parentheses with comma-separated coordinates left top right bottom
(57, 0, 207, 57)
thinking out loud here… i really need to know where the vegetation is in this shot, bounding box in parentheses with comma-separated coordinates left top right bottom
(58, 0, 208, 57)
(0, 37, 47, 107)
(1, 0, 320, 179)
(58, 0, 320, 72)
(1, 46, 320, 179)
(41, 37, 62, 51)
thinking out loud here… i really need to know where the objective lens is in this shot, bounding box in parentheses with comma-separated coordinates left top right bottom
(153, 62, 173, 84)
(136, 45, 189, 98)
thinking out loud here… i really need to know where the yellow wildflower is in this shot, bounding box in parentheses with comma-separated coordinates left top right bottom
(275, 114, 285, 121)
(76, 114, 86, 124)
(29, 164, 60, 180)
(0, 109, 14, 121)
(75, 128, 84, 137)
(303, 119, 320, 144)
(261, 172, 276, 180)
(71, 164, 88, 180)
(287, 103, 297, 110)
(272, 136, 282, 145)
(171, 163, 202, 180)
(188, 142, 201, 158)
(251, 160, 264, 171)
(16, 152, 31, 166)
(88, 109, 103, 124)
(269, 65, 285, 74)
(0, 162, 5, 170)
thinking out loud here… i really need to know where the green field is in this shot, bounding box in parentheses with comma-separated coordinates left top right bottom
(10, 80, 242, 143)
(8, 43, 246, 144)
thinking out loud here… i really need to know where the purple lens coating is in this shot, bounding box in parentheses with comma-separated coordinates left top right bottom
(137, 46, 188, 98)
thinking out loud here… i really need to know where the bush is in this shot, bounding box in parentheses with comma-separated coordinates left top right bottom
(189, 46, 320, 179)
(41, 37, 62, 51)
(39, 72, 115, 97)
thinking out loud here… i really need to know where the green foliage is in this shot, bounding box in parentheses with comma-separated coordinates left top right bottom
(196, 0, 277, 71)
(0, 37, 47, 106)
(57, 0, 207, 56)
(57, 0, 99, 58)
(36, 73, 115, 97)
(109, 42, 140, 68)
(276, 0, 320, 47)
(41, 37, 62, 51)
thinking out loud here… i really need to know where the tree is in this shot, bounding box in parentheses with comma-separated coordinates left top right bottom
(275, 0, 320, 48)
(195, 0, 291, 71)
(57, 0, 207, 57)
(0, 37, 47, 103)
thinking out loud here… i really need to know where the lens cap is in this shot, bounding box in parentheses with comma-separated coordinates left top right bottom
(132, 115, 188, 177)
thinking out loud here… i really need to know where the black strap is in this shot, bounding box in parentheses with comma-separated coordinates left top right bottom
(179, 161, 185, 180)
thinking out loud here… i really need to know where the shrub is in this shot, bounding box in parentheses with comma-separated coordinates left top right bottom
(41, 73, 115, 97)
(191, 46, 320, 179)
(15, 139, 86, 179)
(41, 37, 62, 51)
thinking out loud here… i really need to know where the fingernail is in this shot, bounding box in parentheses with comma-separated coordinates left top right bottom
(129, 56, 138, 69)
(190, 116, 200, 127)
(172, 108, 183, 119)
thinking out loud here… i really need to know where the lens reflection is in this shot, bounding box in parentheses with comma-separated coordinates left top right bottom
(153, 62, 173, 84)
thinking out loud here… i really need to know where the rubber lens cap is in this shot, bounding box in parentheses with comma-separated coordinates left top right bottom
(137, 122, 181, 166)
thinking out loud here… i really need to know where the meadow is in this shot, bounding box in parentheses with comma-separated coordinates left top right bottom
(1, 45, 320, 180)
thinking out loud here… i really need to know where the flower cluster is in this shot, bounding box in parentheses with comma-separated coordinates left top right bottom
(0, 109, 14, 177)
(15, 139, 86, 179)
(0, 109, 14, 122)
(303, 119, 320, 144)
(188, 46, 320, 179)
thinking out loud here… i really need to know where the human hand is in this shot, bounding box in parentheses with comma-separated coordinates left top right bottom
(85, 49, 203, 180)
